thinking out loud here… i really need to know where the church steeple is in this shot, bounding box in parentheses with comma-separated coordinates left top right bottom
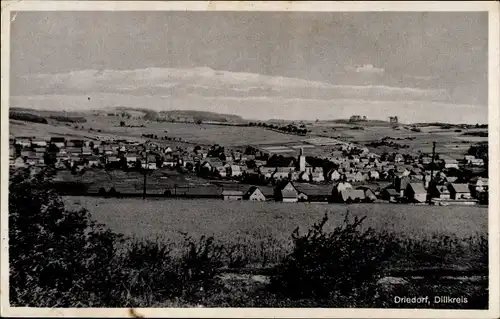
(298, 147, 305, 172)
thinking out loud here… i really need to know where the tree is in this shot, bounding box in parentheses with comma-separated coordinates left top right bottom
(246, 159, 257, 169)
(9, 168, 124, 306)
(15, 144, 22, 158)
(120, 121, 125, 127)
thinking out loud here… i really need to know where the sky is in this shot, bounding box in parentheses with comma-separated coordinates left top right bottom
(9, 11, 488, 123)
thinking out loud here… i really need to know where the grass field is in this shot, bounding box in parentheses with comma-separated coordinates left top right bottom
(10, 115, 306, 147)
(11, 107, 487, 153)
(63, 196, 488, 265)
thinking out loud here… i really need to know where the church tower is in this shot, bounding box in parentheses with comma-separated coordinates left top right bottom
(298, 147, 306, 172)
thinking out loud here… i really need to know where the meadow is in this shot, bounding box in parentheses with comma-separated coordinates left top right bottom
(10, 114, 306, 147)
(63, 196, 488, 266)
(308, 122, 487, 158)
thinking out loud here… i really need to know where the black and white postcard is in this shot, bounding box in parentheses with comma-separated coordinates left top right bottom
(1, 1, 499, 318)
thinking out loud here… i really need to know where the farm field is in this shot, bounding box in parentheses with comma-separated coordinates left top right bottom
(10, 115, 306, 147)
(63, 197, 488, 254)
(308, 123, 487, 158)
(53, 168, 213, 194)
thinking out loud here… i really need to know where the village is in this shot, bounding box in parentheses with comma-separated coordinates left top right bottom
(9, 132, 489, 206)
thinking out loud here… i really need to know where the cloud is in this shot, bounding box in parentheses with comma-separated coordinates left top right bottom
(9, 94, 487, 124)
(14, 67, 451, 103)
(344, 64, 385, 75)
(403, 74, 439, 81)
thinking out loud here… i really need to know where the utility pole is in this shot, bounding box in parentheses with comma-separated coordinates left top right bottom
(142, 149, 148, 200)
(427, 141, 436, 205)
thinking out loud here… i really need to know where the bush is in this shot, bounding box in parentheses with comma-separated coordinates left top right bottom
(270, 212, 398, 299)
(9, 168, 125, 306)
(49, 115, 87, 123)
(9, 112, 48, 124)
(8, 168, 225, 307)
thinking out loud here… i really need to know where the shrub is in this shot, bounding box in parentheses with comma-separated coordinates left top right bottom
(49, 115, 87, 123)
(178, 235, 224, 299)
(9, 168, 125, 306)
(9, 112, 48, 124)
(9, 168, 225, 307)
(270, 212, 398, 299)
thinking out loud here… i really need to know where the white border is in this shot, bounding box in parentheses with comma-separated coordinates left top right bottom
(1, 1, 499, 318)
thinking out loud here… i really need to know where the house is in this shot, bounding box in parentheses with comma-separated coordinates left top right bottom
(464, 155, 475, 164)
(339, 189, 366, 203)
(259, 167, 277, 179)
(353, 171, 367, 182)
(12, 157, 26, 168)
(332, 181, 353, 200)
(368, 170, 380, 180)
(125, 153, 139, 163)
(254, 160, 267, 168)
(405, 183, 427, 203)
(15, 137, 31, 148)
(32, 146, 45, 153)
(101, 144, 115, 155)
(81, 147, 93, 156)
(272, 167, 292, 180)
(20, 150, 35, 159)
(202, 158, 223, 172)
(445, 176, 458, 183)
(244, 186, 267, 201)
(356, 184, 381, 197)
(227, 165, 243, 177)
(362, 188, 377, 202)
(294, 184, 332, 202)
(394, 153, 404, 163)
(471, 158, 485, 166)
(56, 153, 69, 164)
(288, 171, 301, 181)
(474, 177, 489, 192)
(146, 155, 158, 170)
(222, 190, 243, 200)
(162, 155, 176, 168)
(394, 176, 412, 196)
(31, 139, 47, 147)
(24, 155, 40, 166)
(421, 156, 432, 165)
(70, 139, 85, 147)
(216, 166, 227, 177)
(410, 167, 423, 176)
(432, 184, 451, 199)
(441, 158, 459, 169)
(310, 171, 325, 183)
(381, 188, 400, 202)
(469, 177, 488, 197)
(421, 173, 432, 188)
(50, 137, 66, 148)
(66, 147, 82, 157)
(69, 155, 82, 167)
(344, 173, 356, 182)
(106, 156, 120, 164)
(448, 183, 472, 200)
(86, 156, 100, 167)
(274, 181, 299, 203)
(328, 169, 342, 181)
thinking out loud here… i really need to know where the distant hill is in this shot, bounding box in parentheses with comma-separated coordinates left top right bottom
(326, 119, 393, 127)
(158, 110, 245, 123)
